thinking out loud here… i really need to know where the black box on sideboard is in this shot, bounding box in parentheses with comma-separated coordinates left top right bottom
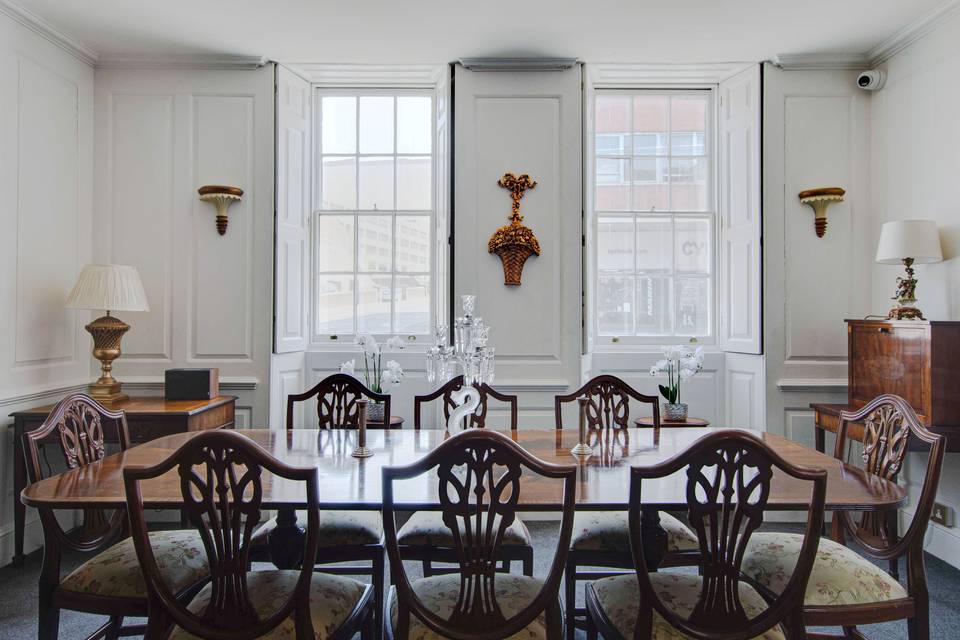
(165, 368, 220, 401)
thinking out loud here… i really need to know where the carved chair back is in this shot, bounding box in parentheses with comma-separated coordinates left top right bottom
(383, 429, 576, 639)
(834, 394, 945, 569)
(629, 430, 827, 639)
(553, 374, 658, 430)
(413, 375, 519, 429)
(24, 393, 131, 553)
(286, 373, 390, 429)
(123, 429, 321, 640)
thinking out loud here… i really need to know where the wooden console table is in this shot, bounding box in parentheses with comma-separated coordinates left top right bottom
(9, 395, 236, 566)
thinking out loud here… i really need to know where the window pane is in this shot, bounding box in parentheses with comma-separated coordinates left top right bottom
(597, 217, 634, 272)
(396, 216, 431, 272)
(317, 216, 354, 271)
(316, 275, 354, 334)
(675, 217, 711, 274)
(357, 275, 392, 334)
(671, 96, 706, 156)
(676, 277, 710, 336)
(394, 275, 430, 334)
(635, 276, 672, 335)
(632, 157, 669, 211)
(397, 97, 432, 153)
(358, 216, 392, 271)
(397, 156, 431, 210)
(359, 156, 394, 210)
(595, 95, 631, 155)
(321, 157, 356, 210)
(670, 158, 707, 211)
(598, 275, 634, 336)
(596, 158, 629, 211)
(636, 217, 672, 272)
(359, 96, 394, 154)
(633, 96, 668, 154)
(321, 97, 356, 154)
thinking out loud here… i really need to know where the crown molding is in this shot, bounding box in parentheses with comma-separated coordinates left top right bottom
(95, 54, 267, 70)
(586, 62, 755, 86)
(868, 0, 960, 64)
(772, 52, 870, 71)
(283, 62, 447, 87)
(0, 0, 98, 66)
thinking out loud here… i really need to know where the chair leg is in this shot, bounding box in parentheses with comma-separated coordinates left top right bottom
(104, 616, 122, 640)
(908, 610, 930, 640)
(565, 560, 577, 640)
(361, 605, 376, 640)
(421, 559, 432, 578)
(522, 547, 534, 577)
(372, 551, 385, 640)
(37, 587, 59, 640)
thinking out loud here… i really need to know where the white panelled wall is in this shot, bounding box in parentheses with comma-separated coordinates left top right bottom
(0, 8, 94, 561)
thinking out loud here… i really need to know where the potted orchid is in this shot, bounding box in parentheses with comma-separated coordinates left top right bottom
(649, 344, 704, 422)
(339, 334, 406, 422)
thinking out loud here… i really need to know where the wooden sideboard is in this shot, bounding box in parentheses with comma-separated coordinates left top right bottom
(9, 395, 236, 566)
(812, 319, 960, 453)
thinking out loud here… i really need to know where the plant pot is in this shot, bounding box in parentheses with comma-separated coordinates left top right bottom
(367, 401, 385, 423)
(662, 402, 688, 422)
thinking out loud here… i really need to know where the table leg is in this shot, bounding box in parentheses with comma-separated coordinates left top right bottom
(815, 424, 825, 454)
(640, 507, 668, 571)
(13, 423, 26, 567)
(268, 507, 305, 569)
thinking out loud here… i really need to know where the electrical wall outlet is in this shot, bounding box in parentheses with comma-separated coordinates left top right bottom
(931, 502, 952, 527)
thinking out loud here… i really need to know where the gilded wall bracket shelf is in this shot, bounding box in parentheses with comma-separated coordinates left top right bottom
(488, 173, 541, 285)
(198, 185, 243, 235)
(798, 186, 845, 238)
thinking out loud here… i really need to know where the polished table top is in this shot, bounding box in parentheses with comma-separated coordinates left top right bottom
(21, 427, 906, 512)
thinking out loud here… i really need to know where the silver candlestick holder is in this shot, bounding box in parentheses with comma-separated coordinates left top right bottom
(351, 399, 374, 458)
(570, 397, 594, 457)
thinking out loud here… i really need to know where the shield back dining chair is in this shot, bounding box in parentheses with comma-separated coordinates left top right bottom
(123, 429, 374, 640)
(554, 374, 700, 638)
(742, 394, 945, 639)
(403, 375, 531, 578)
(382, 429, 577, 640)
(586, 430, 827, 640)
(24, 393, 209, 640)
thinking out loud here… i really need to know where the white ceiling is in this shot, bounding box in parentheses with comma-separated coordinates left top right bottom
(13, 0, 946, 64)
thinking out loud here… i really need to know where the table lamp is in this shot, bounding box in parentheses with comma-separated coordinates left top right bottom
(66, 264, 150, 402)
(875, 220, 942, 320)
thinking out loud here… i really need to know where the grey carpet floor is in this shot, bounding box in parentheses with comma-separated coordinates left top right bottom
(1, 521, 957, 639)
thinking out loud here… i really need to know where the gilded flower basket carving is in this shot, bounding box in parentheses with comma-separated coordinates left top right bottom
(487, 172, 541, 285)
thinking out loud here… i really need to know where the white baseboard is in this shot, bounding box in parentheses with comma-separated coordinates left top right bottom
(900, 508, 960, 570)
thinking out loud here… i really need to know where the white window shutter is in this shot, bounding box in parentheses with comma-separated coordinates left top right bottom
(719, 65, 762, 355)
(274, 65, 312, 353)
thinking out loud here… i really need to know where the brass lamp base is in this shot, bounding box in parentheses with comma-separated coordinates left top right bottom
(85, 313, 130, 403)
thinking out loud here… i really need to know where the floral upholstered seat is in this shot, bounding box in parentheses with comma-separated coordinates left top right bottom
(254, 510, 383, 547)
(742, 532, 908, 607)
(397, 511, 531, 547)
(388, 573, 552, 639)
(170, 570, 369, 640)
(59, 529, 208, 599)
(571, 511, 698, 553)
(589, 572, 785, 640)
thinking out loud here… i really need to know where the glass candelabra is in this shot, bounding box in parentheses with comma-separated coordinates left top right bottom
(426, 295, 496, 387)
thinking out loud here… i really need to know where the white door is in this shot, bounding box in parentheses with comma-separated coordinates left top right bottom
(453, 64, 582, 419)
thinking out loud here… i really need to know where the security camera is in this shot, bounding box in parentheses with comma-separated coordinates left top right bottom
(856, 70, 886, 91)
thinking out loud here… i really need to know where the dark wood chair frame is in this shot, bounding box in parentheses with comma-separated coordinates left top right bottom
(281, 374, 388, 639)
(799, 394, 945, 640)
(123, 429, 374, 640)
(555, 375, 685, 638)
(24, 393, 202, 640)
(586, 430, 827, 640)
(407, 375, 530, 578)
(382, 429, 577, 640)
(413, 375, 519, 430)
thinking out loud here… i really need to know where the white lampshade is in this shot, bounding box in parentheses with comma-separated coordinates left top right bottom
(66, 264, 150, 312)
(875, 220, 943, 265)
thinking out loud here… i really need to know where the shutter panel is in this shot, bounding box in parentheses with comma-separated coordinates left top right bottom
(719, 65, 762, 354)
(273, 65, 311, 353)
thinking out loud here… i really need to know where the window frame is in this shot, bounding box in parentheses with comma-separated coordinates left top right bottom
(311, 86, 440, 347)
(587, 87, 719, 350)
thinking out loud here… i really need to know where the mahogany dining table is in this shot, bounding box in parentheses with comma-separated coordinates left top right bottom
(21, 426, 906, 569)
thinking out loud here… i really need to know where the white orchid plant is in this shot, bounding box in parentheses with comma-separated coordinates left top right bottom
(340, 334, 406, 394)
(649, 344, 704, 405)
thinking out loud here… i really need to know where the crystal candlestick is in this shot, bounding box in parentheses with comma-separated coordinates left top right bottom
(351, 399, 373, 458)
(570, 397, 594, 457)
